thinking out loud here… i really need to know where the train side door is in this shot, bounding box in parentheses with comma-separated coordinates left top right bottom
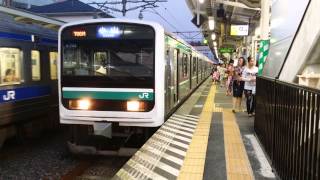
(200, 60, 203, 80)
(164, 49, 171, 114)
(189, 55, 192, 90)
(173, 49, 179, 104)
(196, 57, 199, 84)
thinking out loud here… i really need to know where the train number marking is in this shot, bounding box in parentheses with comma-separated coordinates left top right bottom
(138, 93, 149, 99)
(3, 90, 16, 101)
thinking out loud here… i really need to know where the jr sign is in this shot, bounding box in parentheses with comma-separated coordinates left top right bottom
(2, 90, 15, 101)
(0, 86, 50, 104)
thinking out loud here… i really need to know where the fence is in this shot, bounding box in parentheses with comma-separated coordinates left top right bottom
(255, 76, 319, 180)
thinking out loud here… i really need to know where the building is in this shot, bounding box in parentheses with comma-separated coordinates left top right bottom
(28, 0, 112, 22)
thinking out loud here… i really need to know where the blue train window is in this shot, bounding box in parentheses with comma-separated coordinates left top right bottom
(31, 50, 41, 81)
(50, 52, 58, 80)
(0, 48, 23, 86)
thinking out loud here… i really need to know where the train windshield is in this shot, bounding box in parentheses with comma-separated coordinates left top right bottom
(61, 23, 155, 88)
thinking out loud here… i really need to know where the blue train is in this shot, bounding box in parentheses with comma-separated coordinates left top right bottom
(0, 12, 58, 148)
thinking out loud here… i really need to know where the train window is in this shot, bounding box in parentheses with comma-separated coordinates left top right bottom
(202, 61, 204, 71)
(31, 50, 41, 81)
(182, 54, 188, 78)
(61, 23, 155, 83)
(50, 52, 58, 80)
(63, 45, 90, 75)
(93, 52, 109, 75)
(166, 50, 170, 65)
(0, 48, 23, 86)
(62, 43, 154, 78)
(192, 57, 197, 75)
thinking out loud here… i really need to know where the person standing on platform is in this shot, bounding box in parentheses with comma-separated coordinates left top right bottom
(226, 62, 234, 96)
(232, 57, 246, 113)
(241, 57, 258, 117)
(217, 64, 226, 87)
(211, 66, 219, 84)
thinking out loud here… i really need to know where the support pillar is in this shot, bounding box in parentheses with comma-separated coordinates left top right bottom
(260, 0, 271, 40)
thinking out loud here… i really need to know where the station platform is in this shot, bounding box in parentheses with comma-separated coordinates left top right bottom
(113, 79, 277, 180)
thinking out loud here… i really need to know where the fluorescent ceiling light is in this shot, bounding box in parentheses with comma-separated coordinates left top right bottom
(208, 16, 215, 30)
(213, 41, 217, 46)
(211, 33, 216, 40)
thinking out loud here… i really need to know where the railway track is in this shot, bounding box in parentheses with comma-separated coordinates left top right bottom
(61, 160, 93, 180)
(61, 156, 129, 180)
(0, 129, 129, 179)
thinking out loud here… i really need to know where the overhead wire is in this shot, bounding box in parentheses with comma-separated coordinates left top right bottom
(87, 0, 192, 40)
(159, 3, 203, 41)
(149, 8, 189, 39)
(159, 3, 184, 30)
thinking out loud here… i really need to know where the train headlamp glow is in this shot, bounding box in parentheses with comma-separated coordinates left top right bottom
(127, 101, 140, 111)
(69, 99, 91, 110)
(78, 99, 91, 110)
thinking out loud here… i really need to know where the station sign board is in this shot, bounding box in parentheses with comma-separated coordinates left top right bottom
(230, 25, 249, 36)
(219, 48, 234, 53)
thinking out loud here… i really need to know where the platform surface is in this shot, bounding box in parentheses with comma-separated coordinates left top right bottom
(114, 80, 278, 180)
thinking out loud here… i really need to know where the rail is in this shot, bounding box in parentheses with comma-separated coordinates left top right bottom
(255, 76, 319, 180)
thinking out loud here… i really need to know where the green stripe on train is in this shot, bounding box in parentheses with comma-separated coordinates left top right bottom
(63, 91, 154, 101)
(165, 36, 192, 53)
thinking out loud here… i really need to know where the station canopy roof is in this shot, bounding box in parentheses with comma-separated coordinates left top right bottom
(185, 0, 261, 57)
(0, 4, 65, 30)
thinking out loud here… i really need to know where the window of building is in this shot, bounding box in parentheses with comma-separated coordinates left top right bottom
(0, 48, 23, 86)
(50, 52, 58, 80)
(31, 50, 41, 81)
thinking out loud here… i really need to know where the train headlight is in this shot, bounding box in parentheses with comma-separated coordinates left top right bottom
(78, 99, 91, 110)
(69, 99, 91, 110)
(127, 101, 140, 111)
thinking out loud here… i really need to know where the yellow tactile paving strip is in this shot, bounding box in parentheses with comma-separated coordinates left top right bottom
(223, 110, 254, 180)
(177, 85, 216, 180)
(178, 84, 254, 180)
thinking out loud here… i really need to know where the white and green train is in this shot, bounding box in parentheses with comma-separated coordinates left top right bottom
(58, 19, 212, 151)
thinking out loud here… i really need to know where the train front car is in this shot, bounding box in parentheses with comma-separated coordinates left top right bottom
(58, 19, 165, 152)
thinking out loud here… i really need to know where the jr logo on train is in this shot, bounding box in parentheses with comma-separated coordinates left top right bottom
(2, 90, 15, 101)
